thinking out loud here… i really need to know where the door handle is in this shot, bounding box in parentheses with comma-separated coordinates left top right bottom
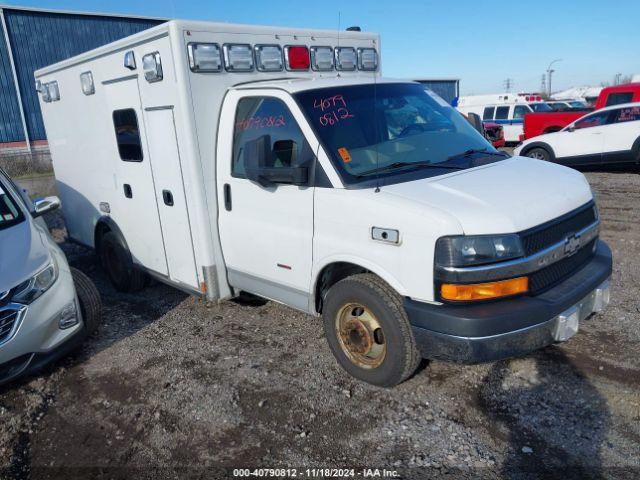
(224, 183, 232, 211)
(123, 184, 132, 198)
(162, 189, 174, 206)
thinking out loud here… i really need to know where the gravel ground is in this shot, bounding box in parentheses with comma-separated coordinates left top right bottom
(1, 170, 639, 480)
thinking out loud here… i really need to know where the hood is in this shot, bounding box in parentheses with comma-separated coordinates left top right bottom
(0, 217, 50, 294)
(381, 157, 593, 235)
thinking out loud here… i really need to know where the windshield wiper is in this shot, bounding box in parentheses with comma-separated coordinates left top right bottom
(356, 161, 465, 178)
(446, 148, 507, 162)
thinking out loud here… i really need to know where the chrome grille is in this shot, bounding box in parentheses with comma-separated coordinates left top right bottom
(0, 305, 25, 345)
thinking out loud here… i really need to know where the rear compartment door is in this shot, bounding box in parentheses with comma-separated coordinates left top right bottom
(104, 78, 168, 275)
(143, 107, 199, 288)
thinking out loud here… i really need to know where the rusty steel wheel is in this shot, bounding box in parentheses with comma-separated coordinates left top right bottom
(323, 273, 421, 387)
(335, 303, 387, 369)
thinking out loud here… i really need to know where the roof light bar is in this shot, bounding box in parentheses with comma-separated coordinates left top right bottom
(335, 47, 357, 71)
(357, 48, 378, 71)
(255, 44, 283, 72)
(188, 43, 222, 72)
(223, 44, 254, 72)
(284, 45, 310, 71)
(310, 46, 334, 71)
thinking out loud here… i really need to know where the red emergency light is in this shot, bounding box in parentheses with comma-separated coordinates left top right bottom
(285, 46, 310, 70)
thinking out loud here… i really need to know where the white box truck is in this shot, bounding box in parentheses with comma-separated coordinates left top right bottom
(35, 20, 612, 386)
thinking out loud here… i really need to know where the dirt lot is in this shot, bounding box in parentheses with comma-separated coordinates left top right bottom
(1, 170, 639, 480)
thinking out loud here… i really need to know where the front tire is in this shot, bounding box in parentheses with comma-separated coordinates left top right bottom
(71, 268, 102, 334)
(322, 273, 421, 387)
(98, 231, 146, 292)
(525, 147, 551, 161)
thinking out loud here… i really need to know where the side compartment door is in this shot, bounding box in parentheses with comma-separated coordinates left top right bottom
(144, 107, 199, 288)
(104, 78, 168, 275)
(217, 91, 316, 311)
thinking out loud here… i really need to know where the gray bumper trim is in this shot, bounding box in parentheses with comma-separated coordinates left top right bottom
(412, 279, 610, 363)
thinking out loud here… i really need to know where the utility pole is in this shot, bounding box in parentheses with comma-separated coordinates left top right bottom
(540, 74, 547, 95)
(503, 78, 513, 92)
(546, 59, 562, 97)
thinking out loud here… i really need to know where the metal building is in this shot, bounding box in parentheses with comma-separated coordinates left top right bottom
(413, 78, 460, 105)
(0, 5, 164, 150)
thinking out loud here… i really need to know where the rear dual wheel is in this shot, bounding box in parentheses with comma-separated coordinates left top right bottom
(322, 274, 421, 387)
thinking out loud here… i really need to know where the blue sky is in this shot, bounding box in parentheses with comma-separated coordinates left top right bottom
(6, 0, 640, 94)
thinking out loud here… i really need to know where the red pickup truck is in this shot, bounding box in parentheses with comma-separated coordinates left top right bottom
(521, 83, 640, 141)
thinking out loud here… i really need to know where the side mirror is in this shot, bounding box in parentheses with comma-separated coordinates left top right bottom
(32, 196, 60, 218)
(243, 135, 308, 187)
(243, 134, 271, 186)
(256, 166, 308, 186)
(466, 112, 484, 135)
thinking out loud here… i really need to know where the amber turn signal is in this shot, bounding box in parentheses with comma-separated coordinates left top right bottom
(440, 277, 529, 302)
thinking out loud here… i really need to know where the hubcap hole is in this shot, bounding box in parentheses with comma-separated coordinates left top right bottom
(373, 327, 385, 344)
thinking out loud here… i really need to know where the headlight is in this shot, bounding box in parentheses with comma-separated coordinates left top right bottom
(12, 258, 59, 304)
(435, 234, 524, 267)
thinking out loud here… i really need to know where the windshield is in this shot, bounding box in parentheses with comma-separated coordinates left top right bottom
(530, 103, 553, 112)
(0, 179, 25, 231)
(295, 83, 502, 185)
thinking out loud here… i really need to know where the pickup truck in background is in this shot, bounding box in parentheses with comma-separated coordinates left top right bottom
(522, 83, 640, 141)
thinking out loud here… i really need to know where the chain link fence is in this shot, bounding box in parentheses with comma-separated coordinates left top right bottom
(0, 149, 53, 178)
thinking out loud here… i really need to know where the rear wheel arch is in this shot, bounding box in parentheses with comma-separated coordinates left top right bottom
(94, 217, 128, 255)
(94, 217, 146, 292)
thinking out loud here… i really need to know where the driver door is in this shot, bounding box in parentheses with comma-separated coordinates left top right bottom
(217, 90, 317, 311)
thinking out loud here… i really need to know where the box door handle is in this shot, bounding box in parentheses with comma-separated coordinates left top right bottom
(123, 184, 132, 198)
(162, 190, 174, 206)
(223, 183, 232, 211)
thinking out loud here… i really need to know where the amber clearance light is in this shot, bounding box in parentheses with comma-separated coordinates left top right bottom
(441, 277, 529, 302)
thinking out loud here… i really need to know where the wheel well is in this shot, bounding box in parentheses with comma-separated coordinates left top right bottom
(314, 262, 369, 314)
(632, 137, 640, 162)
(522, 142, 553, 159)
(94, 221, 111, 252)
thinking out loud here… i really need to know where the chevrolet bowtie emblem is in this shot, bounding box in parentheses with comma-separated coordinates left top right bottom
(564, 234, 581, 256)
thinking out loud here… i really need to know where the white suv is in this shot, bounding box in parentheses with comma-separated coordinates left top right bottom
(0, 168, 101, 385)
(515, 103, 640, 166)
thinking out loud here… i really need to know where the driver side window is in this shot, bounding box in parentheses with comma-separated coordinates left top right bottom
(232, 97, 313, 178)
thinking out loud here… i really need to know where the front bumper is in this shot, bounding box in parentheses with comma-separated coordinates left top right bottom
(406, 240, 612, 363)
(0, 263, 85, 385)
